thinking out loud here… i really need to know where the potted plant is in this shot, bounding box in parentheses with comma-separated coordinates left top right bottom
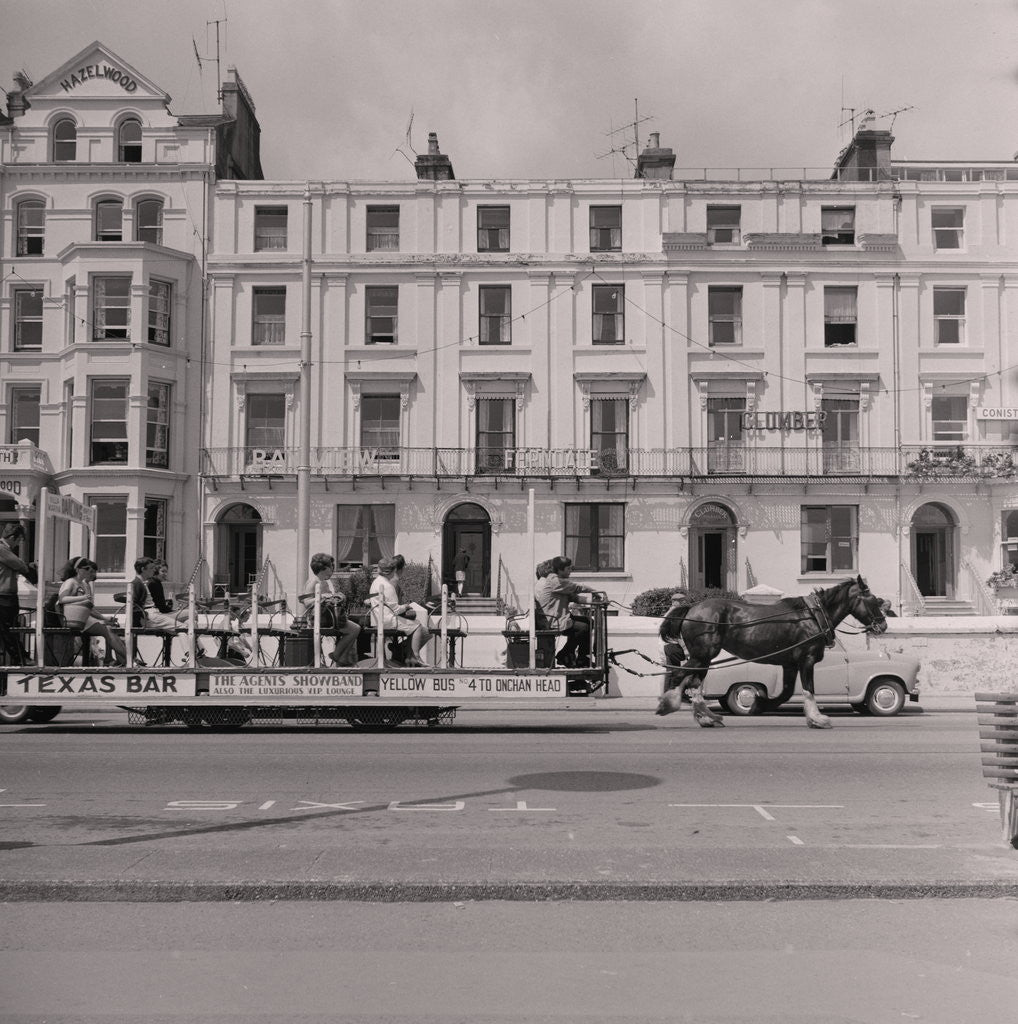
(986, 564, 1018, 598)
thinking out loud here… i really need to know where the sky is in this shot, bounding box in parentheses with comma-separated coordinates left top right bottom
(3, 0, 1018, 181)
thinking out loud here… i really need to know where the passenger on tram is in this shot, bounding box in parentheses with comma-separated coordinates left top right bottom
(57, 557, 128, 666)
(368, 556, 431, 667)
(0, 522, 37, 666)
(299, 553, 361, 667)
(130, 557, 179, 631)
(534, 555, 604, 668)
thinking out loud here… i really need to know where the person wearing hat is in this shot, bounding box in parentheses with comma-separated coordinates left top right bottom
(0, 522, 37, 665)
(368, 557, 431, 666)
(660, 589, 693, 692)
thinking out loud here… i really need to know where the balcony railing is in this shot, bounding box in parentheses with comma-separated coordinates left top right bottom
(200, 443, 1017, 481)
(0, 442, 54, 474)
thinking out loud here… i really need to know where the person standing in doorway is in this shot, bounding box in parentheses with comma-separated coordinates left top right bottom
(452, 548, 470, 596)
(0, 522, 37, 665)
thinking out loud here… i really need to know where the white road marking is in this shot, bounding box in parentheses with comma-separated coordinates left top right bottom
(669, 803, 843, 820)
(787, 835, 804, 845)
(0, 803, 45, 808)
(292, 800, 364, 811)
(388, 800, 465, 811)
(840, 844, 942, 849)
(258, 800, 276, 810)
(489, 801, 555, 812)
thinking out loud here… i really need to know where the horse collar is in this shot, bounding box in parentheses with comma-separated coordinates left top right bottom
(805, 591, 837, 648)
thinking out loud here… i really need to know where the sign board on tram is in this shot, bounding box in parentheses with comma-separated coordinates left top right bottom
(379, 672, 569, 698)
(7, 671, 197, 698)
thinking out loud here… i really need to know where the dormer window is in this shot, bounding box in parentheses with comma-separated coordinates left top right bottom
(53, 118, 76, 161)
(95, 200, 123, 242)
(118, 118, 142, 163)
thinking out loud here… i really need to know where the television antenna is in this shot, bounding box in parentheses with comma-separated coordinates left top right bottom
(596, 98, 653, 170)
(392, 108, 418, 167)
(840, 104, 914, 135)
(193, 16, 227, 104)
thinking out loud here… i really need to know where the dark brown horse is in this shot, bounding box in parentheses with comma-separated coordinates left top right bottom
(656, 576, 888, 729)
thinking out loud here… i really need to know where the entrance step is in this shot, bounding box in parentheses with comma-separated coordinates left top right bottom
(921, 597, 976, 615)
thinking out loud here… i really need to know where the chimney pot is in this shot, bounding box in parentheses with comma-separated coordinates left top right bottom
(416, 131, 455, 181)
(636, 132, 675, 180)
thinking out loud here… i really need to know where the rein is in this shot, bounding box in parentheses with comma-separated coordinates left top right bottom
(608, 628, 831, 678)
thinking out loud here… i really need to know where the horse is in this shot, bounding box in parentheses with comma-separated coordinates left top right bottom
(655, 576, 889, 729)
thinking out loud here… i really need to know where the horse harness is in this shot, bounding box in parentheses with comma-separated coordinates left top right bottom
(803, 590, 838, 648)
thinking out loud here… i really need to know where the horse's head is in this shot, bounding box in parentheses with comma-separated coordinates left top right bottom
(848, 575, 888, 635)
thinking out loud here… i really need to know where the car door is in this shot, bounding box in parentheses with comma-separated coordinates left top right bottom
(811, 651, 851, 702)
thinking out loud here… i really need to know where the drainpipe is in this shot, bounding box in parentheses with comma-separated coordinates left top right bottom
(296, 185, 313, 600)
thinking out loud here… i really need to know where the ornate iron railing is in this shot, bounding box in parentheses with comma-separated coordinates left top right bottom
(200, 443, 1018, 481)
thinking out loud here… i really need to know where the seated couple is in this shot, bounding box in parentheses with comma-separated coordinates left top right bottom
(368, 556, 431, 667)
(301, 553, 361, 667)
(56, 556, 128, 666)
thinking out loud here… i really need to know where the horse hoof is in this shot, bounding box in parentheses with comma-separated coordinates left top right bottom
(656, 693, 682, 716)
(807, 717, 833, 729)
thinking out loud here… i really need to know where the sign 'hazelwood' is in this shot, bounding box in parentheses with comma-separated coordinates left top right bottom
(60, 64, 138, 93)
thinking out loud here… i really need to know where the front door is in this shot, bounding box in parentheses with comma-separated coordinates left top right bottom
(227, 525, 260, 593)
(447, 524, 487, 595)
(693, 531, 726, 590)
(915, 531, 946, 597)
(442, 503, 492, 597)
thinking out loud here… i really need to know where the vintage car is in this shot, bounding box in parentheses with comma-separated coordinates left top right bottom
(700, 648, 921, 716)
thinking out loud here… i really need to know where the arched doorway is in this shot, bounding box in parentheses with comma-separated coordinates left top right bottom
(214, 503, 262, 594)
(442, 503, 491, 597)
(910, 502, 956, 598)
(689, 502, 735, 591)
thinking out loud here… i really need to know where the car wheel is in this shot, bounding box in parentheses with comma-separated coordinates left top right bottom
(866, 677, 906, 717)
(27, 707, 61, 724)
(0, 705, 32, 725)
(725, 683, 765, 716)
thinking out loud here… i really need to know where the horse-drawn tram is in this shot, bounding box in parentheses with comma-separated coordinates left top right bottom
(0, 590, 612, 731)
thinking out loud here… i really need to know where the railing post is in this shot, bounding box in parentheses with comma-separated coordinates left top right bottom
(187, 584, 197, 666)
(249, 581, 259, 664)
(313, 581, 322, 669)
(124, 575, 134, 668)
(440, 584, 449, 669)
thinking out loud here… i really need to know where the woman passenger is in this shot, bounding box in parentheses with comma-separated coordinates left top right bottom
(57, 557, 128, 666)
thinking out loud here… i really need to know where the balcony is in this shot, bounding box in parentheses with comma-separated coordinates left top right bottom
(197, 444, 1018, 482)
(0, 442, 53, 474)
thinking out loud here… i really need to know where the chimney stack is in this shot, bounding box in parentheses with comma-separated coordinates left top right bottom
(832, 111, 894, 181)
(635, 132, 675, 180)
(415, 131, 455, 181)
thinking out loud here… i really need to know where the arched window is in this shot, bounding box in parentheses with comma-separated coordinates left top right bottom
(15, 199, 45, 256)
(95, 199, 123, 242)
(53, 118, 76, 161)
(117, 118, 142, 162)
(135, 199, 163, 244)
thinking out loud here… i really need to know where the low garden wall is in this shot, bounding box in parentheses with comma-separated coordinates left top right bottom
(440, 615, 1018, 700)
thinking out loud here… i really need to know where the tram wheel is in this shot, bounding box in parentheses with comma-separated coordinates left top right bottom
(203, 707, 251, 730)
(345, 709, 409, 731)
